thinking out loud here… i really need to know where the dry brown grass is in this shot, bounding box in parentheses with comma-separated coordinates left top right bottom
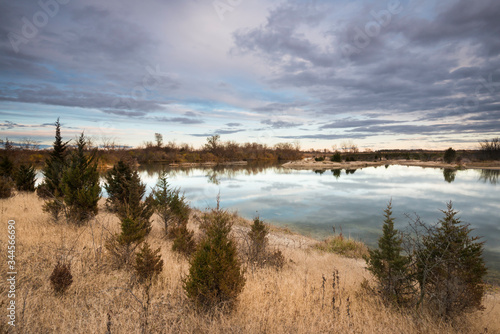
(1, 192, 499, 333)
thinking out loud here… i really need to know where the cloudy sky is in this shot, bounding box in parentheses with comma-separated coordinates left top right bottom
(1, 0, 499, 150)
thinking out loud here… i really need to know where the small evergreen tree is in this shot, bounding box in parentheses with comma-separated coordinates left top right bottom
(443, 147, 456, 164)
(61, 133, 101, 224)
(0, 155, 14, 177)
(0, 155, 14, 198)
(104, 160, 154, 231)
(104, 160, 134, 211)
(248, 217, 269, 267)
(41, 119, 69, 220)
(151, 171, 190, 236)
(184, 201, 245, 312)
(116, 172, 155, 232)
(171, 222, 196, 257)
(41, 118, 69, 197)
(365, 201, 410, 305)
(416, 202, 487, 318)
(15, 164, 37, 192)
(134, 242, 164, 284)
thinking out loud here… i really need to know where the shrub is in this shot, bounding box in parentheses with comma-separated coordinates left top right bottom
(248, 217, 269, 267)
(315, 156, 325, 162)
(365, 201, 411, 305)
(15, 164, 37, 192)
(330, 152, 342, 162)
(443, 147, 456, 164)
(171, 223, 196, 257)
(479, 137, 500, 160)
(266, 249, 285, 269)
(42, 198, 65, 223)
(184, 201, 245, 312)
(106, 217, 150, 268)
(61, 133, 101, 224)
(49, 261, 73, 294)
(0, 155, 14, 177)
(0, 176, 14, 199)
(416, 202, 487, 318)
(152, 171, 190, 236)
(134, 242, 163, 284)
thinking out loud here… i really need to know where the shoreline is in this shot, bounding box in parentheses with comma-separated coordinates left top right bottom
(282, 159, 500, 170)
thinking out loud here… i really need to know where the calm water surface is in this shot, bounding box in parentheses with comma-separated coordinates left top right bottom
(138, 164, 500, 280)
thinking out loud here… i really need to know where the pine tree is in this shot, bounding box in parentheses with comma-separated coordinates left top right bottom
(134, 242, 163, 284)
(248, 217, 269, 266)
(41, 118, 69, 197)
(0, 155, 14, 178)
(104, 160, 134, 211)
(443, 147, 456, 164)
(104, 160, 154, 231)
(15, 164, 37, 192)
(61, 133, 101, 224)
(151, 171, 190, 236)
(417, 202, 487, 317)
(365, 201, 410, 305)
(184, 201, 245, 312)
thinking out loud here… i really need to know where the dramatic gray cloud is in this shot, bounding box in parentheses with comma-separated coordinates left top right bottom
(1, 0, 499, 148)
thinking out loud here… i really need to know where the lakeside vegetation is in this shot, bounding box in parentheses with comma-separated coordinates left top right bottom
(1, 120, 499, 332)
(1, 121, 499, 169)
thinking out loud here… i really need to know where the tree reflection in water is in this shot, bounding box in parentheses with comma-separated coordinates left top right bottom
(478, 169, 499, 185)
(443, 168, 456, 183)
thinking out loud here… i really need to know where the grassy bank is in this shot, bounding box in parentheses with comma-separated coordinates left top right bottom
(1, 193, 499, 333)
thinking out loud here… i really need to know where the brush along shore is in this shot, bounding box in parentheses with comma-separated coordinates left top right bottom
(283, 158, 500, 170)
(1, 192, 498, 333)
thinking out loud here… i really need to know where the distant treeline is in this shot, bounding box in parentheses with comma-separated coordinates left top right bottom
(308, 144, 500, 164)
(1, 132, 499, 167)
(0, 134, 303, 167)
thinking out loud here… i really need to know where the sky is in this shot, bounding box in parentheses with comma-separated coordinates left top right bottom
(1, 0, 499, 150)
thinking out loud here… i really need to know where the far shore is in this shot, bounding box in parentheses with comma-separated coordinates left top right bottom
(282, 158, 500, 170)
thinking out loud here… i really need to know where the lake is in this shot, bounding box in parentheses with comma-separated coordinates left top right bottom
(138, 163, 500, 282)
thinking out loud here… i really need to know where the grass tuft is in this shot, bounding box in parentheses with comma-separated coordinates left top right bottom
(314, 234, 369, 259)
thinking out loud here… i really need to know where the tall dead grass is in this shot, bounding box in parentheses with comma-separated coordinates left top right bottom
(0, 192, 498, 333)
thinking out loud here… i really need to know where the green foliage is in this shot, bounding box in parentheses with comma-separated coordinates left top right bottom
(49, 261, 73, 294)
(248, 217, 269, 267)
(443, 147, 456, 164)
(134, 242, 163, 284)
(40, 118, 69, 198)
(315, 156, 325, 162)
(184, 202, 245, 312)
(365, 201, 411, 305)
(443, 168, 456, 183)
(119, 217, 149, 246)
(0, 155, 14, 178)
(171, 222, 196, 257)
(416, 202, 487, 318)
(61, 133, 101, 224)
(151, 171, 190, 236)
(15, 164, 37, 192)
(104, 160, 134, 211)
(330, 152, 342, 162)
(42, 198, 65, 222)
(105, 160, 154, 232)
